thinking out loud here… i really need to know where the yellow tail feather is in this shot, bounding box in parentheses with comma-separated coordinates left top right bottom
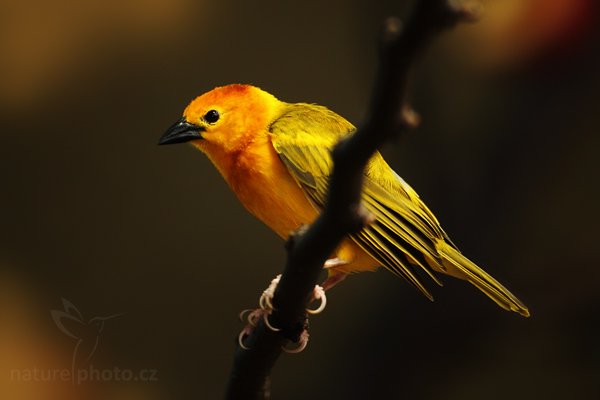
(436, 241, 530, 317)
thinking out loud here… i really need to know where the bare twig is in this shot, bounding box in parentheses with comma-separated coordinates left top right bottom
(225, 1, 481, 399)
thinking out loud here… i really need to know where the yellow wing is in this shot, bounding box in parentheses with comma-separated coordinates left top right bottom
(270, 103, 529, 316)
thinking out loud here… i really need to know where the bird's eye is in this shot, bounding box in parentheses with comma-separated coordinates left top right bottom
(204, 109, 220, 124)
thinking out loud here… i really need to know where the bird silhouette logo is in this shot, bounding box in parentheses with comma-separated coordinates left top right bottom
(51, 298, 122, 375)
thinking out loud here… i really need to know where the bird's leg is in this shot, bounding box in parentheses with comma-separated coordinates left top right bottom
(303, 270, 348, 315)
(302, 260, 350, 314)
(299, 258, 349, 315)
(321, 270, 348, 291)
(323, 257, 348, 269)
(322, 257, 350, 291)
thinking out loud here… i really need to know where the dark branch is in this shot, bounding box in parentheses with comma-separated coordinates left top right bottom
(225, 1, 481, 399)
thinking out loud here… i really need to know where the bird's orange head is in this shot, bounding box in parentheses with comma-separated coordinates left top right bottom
(159, 84, 283, 154)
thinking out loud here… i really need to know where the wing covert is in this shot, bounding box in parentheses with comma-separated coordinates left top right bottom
(270, 103, 451, 298)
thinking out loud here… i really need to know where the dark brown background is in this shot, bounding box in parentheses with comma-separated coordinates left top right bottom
(1, 0, 598, 398)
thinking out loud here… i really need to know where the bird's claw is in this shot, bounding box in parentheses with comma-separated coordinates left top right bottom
(238, 325, 253, 350)
(238, 308, 254, 324)
(282, 329, 309, 354)
(306, 285, 327, 314)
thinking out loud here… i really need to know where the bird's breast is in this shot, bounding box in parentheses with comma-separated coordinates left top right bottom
(199, 137, 379, 273)
(215, 138, 319, 239)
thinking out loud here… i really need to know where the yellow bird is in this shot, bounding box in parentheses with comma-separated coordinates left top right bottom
(159, 84, 529, 317)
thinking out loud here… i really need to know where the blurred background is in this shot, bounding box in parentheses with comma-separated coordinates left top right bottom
(1, 0, 598, 398)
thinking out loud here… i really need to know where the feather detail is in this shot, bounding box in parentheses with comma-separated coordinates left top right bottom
(268, 101, 528, 315)
(436, 241, 530, 317)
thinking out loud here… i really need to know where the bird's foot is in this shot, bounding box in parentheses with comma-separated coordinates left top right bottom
(238, 308, 280, 350)
(238, 275, 282, 349)
(321, 271, 348, 291)
(238, 274, 327, 352)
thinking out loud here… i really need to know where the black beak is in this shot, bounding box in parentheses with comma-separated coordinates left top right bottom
(159, 117, 204, 145)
